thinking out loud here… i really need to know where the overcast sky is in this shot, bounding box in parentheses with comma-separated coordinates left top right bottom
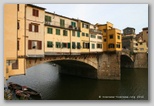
(35, 4, 148, 34)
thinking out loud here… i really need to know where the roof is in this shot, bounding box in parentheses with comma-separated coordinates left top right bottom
(142, 27, 148, 30)
(123, 27, 135, 30)
(27, 4, 46, 10)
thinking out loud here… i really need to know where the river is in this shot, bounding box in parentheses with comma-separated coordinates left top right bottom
(7, 62, 148, 100)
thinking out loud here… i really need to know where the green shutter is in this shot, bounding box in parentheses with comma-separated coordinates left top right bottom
(68, 43, 70, 48)
(77, 31, 80, 37)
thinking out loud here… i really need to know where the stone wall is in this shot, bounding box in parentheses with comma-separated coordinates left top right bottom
(97, 52, 121, 80)
(134, 53, 148, 68)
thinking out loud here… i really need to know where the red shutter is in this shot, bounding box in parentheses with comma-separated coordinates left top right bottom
(35, 25, 38, 32)
(28, 40, 32, 49)
(29, 24, 32, 31)
(32, 9, 35, 16)
(37, 41, 42, 50)
(36, 10, 39, 17)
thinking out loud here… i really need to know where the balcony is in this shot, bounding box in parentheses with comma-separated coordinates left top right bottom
(90, 29, 102, 34)
(45, 21, 79, 30)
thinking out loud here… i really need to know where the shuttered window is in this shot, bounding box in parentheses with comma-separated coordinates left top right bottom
(12, 60, 18, 69)
(28, 40, 42, 50)
(33, 9, 39, 17)
(29, 23, 39, 32)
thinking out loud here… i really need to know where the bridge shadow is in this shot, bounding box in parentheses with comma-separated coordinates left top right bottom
(51, 60, 97, 79)
(121, 55, 134, 68)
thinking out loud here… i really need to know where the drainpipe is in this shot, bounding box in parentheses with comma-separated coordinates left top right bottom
(24, 4, 27, 75)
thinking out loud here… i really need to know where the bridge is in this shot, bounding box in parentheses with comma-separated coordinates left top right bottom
(23, 51, 147, 80)
(6, 51, 148, 80)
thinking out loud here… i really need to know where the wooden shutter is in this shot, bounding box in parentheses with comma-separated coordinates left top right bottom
(36, 10, 39, 17)
(28, 40, 32, 49)
(37, 41, 42, 50)
(32, 9, 35, 16)
(29, 24, 32, 31)
(35, 25, 38, 32)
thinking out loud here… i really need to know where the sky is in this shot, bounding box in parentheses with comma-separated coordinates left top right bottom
(35, 4, 148, 34)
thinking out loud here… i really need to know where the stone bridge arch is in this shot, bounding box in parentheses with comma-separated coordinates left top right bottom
(26, 55, 98, 70)
(121, 51, 134, 68)
(26, 55, 98, 79)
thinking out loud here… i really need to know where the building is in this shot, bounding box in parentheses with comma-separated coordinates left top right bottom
(4, 4, 122, 79)
(89, 24, 103, 53)
(123, 27, 135, 36)
(137, 27, 148, 47)
(96, 22, 122, 52)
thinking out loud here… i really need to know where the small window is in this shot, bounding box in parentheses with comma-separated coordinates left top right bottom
(62, 43, 68, 48)
(103, 29, 106, 33)
(77, 31, 80, 37)
(45, 15, 51, 22)
(97, 36, 102, 39)
(29, 23, 39, 32)
(136, 43, 138, 46)
(63, 30, 67, 36)
(47, 41, 53, 48)
(60, 19, 65, 27)
(72, 31, 75, 36)
(110, 35, 113, 39)
(72, 42, 76, 49)
(97, 44, 102, 48)
(47, 28, 52, 34)
(108, 44, 115, 48)
(82, 32, 85, 36)
(77, 42, 80, 49)
(17, 4, 19, 11)
(12, 60, 18, 69)
(117, 36, 120, 39)
(92, 44, 95, 49)
(104, 39, 106, 42)
(32, 9, 39, 17)
(86, 33, 89, 37)
(56, 42, 61, 48)
(17, 20, 20, 30)
(56, 29, 60, 35)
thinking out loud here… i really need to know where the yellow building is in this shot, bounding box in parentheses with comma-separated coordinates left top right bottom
(89, 24, 103, 53)
(4, 4, 122, 79)
(97, 22, 122, 52)
(79, 20, 90, 53)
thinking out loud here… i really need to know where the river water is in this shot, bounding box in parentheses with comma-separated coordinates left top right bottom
(7, 62, 148, 100)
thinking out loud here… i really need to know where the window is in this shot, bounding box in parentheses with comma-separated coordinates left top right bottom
(32, 9, 39, 17)
(12, 60, 18, 69)
(17, 20, 20, 30)
(117, 36, 120, 39)
(77, 31, 80, 37)
(97, 44, 102, 48)
(86, 33, 89, 37)
(103, 29, 106, 33)
(56, 29, 60, 35)
(17, 40, 19, 50)
(63, 30, 67, 36)
(83, 42, 89, 49)
(82, 32, 85, 36)
(45, 15, 51, 22)
(116, 44, 120, 48)
(47, 41, 53, 48)
(29, 23, 39, 32)
(60, 19, 65, 27)
(72, 31, 75, 36)
(97, 36, 102, 39)
(108, 44, 115, 48)
(77, 42, 80, 49)
(47, 28, 52, 34)
(140, 48, 144, 51)
(82, 23, 89, 29)
(91, 35, 96, 38)
(68, 43, 70, 48)
(104, 39, 106, 42)
(136, 43, 138, 46)
(140, 43, 143, 45)
(92, 44, 95, 49)
(28, 40, 42, 50)
(110, 35, 113, 39)
(56, 42, 61, 48)
(17, 4, 19, 11)
(72, 42, 76, 49)
(71, 22, 76, 27)
(62, 43, 68, 48)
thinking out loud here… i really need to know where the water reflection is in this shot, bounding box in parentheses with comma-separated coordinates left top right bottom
(7, 63, 148, 100)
